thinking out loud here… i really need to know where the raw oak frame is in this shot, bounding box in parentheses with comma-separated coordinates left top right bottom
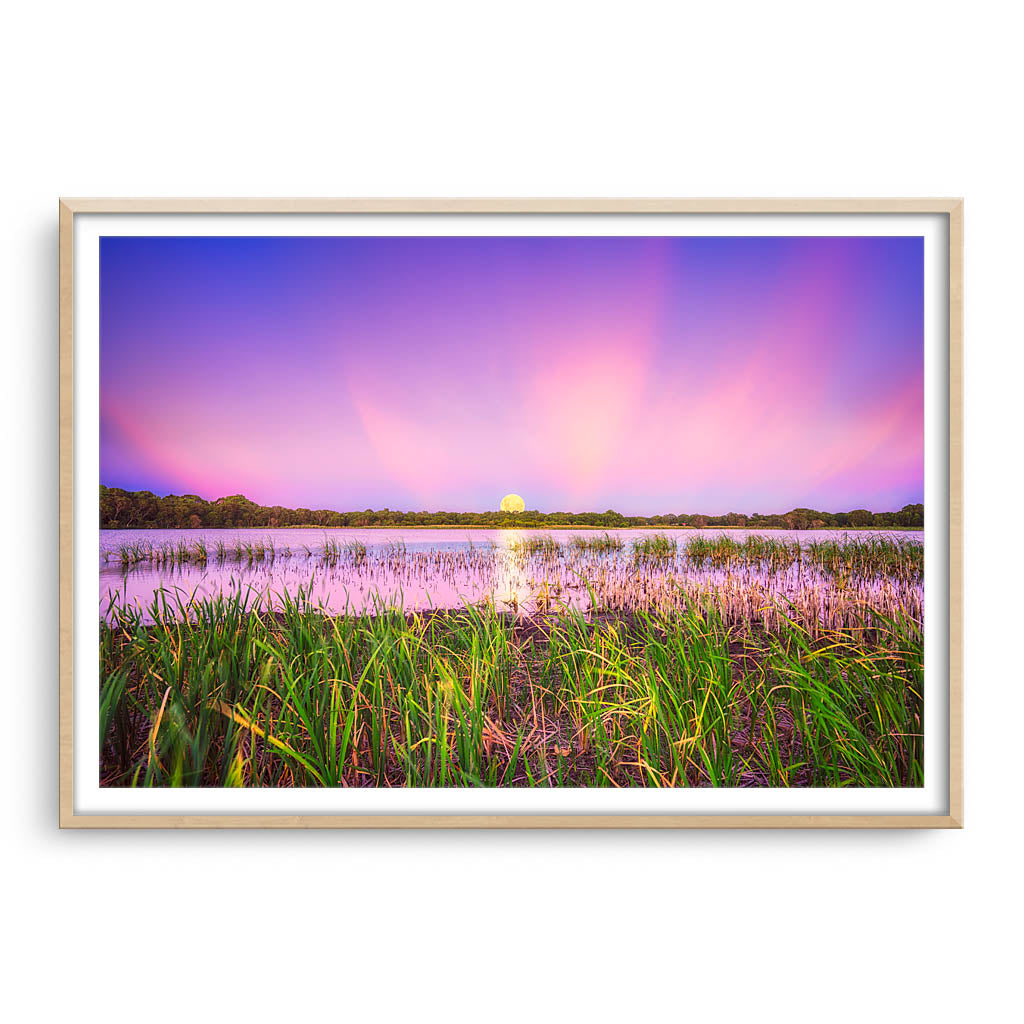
(59, 197, 964, 829)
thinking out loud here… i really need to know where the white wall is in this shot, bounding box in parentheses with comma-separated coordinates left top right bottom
(2, 2, 1018, 1020)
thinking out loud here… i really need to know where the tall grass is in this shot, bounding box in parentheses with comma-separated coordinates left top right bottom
(569, 532, 625, 553)
(684, 533, 922, 581)
(685, 534, 797, 571)
(100, 586, 922, 789)
(510, 535, 561, 557)
(632, 534, 677, 563)
(804, 536, 923, 582)
(105, 531, 923, 588)
(110, 536, 276, 568)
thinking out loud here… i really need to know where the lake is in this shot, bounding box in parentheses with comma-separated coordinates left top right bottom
(100, 526, 924, 626)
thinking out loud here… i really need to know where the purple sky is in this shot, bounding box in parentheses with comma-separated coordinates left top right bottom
(100, 235, 923, 515)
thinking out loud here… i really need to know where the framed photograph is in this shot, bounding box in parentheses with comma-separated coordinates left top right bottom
(59, 198, 962, 828)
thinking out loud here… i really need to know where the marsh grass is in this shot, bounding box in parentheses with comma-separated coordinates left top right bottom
(113, 536, 277, 568)
(105, 531, 922, 586)
(100, 585, 922, 789)
(684, 533, 922, 581)
(511, 535, 561, 557)
(632, 534, 677, 563)
(569, 532, 625, 554)
(104, 533, 923, 635)
(804, 536, 923, 582)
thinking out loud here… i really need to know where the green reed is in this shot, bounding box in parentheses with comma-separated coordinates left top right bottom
(632, 534, 677, 563)
(685, 533, 922, 581)
(569, 532, 625, 553)
(803, 536, 923, 582)
(100, 585, 921, 789)
(109, 536, 277, 569)
(685, 534, 798, 570)
(511, 535, 561, 557)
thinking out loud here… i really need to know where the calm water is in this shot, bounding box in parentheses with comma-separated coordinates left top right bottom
(100, 527, 924, 622)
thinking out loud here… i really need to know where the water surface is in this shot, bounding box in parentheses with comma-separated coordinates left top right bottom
(101, 526, 923, 624)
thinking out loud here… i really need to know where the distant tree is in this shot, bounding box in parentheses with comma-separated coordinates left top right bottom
(128, 491, 158, 526)
(96, 486, 922, 532)
(896, 503, 924, 527)
(215, 494, 261, 528)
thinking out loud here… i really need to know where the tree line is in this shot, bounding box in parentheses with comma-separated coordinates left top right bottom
(100, 486, 925, 531)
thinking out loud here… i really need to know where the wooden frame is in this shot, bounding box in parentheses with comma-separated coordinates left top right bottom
(60, 198, 963, 829)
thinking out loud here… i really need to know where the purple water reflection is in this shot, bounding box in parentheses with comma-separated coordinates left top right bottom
(100, 527, 923, 623)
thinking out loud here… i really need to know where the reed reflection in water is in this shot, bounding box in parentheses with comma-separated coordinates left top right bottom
(100, 527, 923, 633)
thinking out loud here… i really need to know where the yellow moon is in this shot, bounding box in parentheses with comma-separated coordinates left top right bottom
(500, 493, 525, 513)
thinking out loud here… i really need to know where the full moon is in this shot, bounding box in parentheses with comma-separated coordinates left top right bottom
(500, 493, 525, 513)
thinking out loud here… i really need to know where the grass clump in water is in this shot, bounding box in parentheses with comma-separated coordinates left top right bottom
(569, 533, 625, 554)
(632, 534, 677, 563)
(511, 535, 561, 557)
